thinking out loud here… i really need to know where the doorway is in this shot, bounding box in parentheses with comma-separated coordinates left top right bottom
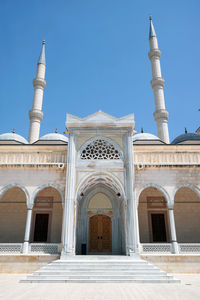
(89, 214, 112, 252)
(33, 213, 49, 242)
(151, 213, 167, 242)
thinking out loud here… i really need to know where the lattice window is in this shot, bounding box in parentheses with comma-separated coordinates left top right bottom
(80, 139, 121, 160)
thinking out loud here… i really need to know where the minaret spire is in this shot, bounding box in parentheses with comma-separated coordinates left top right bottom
(28, 41, 46, 143)
(38, 40, 46, 64)
(148, 17, 170, 143)
(149, 16, 156, 39)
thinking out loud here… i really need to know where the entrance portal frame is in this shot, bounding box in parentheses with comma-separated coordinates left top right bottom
(61, 111, 137, 258)
(76, 183, 125, 255)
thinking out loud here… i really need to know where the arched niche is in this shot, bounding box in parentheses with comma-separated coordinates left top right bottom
(174, 185, 200, 243)
(88, 192, 112, 209)
(138, 186, 170, 243)
(0, 186, 27, 242)
(31, 186, 63, 243)
(76, 184, 125, 255)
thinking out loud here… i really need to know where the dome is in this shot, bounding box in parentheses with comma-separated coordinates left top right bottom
(132, 133, 164, 144)
(0, 133, 28, 144)
(171, 133, 200, 145)
(39, 133, 68, 143)
(132, 133, 160, 141)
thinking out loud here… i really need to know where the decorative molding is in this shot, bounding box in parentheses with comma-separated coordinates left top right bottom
(134, 150, 200, 166)
(0, 150, 67, 166)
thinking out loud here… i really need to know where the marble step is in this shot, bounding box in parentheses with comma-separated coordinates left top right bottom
(23, 275, 179, 283)
(21, 257, 180, 283)
(35, 270, 166, 275)
(42, 266, 157, 271)
(51, 260, 146, 264)
(21, 278, 180, 283)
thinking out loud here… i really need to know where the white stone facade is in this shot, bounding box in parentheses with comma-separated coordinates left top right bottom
(0, 111, 199, 257)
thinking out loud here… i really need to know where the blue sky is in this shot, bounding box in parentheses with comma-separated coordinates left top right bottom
(0, 0, 200, 142)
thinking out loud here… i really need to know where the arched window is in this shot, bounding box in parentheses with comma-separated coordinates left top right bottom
(80, 138, 121, 160)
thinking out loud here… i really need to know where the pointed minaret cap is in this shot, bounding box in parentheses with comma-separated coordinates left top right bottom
(149, 16, 156, 39)
(38, 40, 46, 65)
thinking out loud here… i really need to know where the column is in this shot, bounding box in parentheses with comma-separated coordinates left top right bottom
(22, 205, 33, 254)
(135, 200, 142, 252)
(124, 132, 139, 256)
(61, 133, 76, 258)
(168, 204, 179, 254)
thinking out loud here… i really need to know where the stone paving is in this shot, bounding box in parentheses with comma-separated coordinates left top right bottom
(0, 274, 200, 299)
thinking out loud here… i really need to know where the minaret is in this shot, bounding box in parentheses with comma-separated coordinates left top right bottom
(28, 40, 46, 143)
(148, 17, 169, 144)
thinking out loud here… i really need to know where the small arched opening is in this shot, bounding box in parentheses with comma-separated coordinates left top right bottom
(138, 186, 170, 243)
(31, 186, 63, 243)
(174, 185, 200, 243)
(0, 186, 27, 242)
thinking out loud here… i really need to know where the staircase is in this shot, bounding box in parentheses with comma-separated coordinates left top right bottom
(21, 255, 180, 283)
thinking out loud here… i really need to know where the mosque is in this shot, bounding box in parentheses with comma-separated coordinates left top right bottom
(0, 18, 199, 282)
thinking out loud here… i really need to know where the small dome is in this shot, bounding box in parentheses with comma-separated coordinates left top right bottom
(132, 133, 164, 144)
(39, 133, 68, 143)
(171, 133, 200, 145)
(133, 133, 160, 142)
(0, 133, 28, 144)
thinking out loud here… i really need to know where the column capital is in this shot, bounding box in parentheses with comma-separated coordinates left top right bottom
(167, 203, 174, 210)
(27, 205, 33, 210)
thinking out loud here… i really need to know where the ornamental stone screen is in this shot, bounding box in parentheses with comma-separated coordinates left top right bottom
(80, 138, 121, 160)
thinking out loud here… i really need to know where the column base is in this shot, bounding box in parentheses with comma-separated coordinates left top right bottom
(171, 241, 179, 254)
(126, 247, 140, 259)
(22, 241, 29, 254)
(60, 249, 75, 260)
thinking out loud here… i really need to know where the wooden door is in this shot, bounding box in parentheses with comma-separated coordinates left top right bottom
(89, 215, 112, 252)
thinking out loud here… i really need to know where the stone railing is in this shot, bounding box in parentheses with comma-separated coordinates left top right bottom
(179, 243, 200, 253)
(0, 243, 61, 254)
(0, 243, 23, 253)
(134, 150, 200, 166)
(0, 151, 67, 166)
(141, 243, 172, 253)
(141, 243, 200, 254)
(29, 243, 61, 254)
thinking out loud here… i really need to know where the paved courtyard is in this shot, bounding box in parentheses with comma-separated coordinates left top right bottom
(0, 274, 200, 300)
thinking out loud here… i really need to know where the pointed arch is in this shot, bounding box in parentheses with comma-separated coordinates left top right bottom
(136, 183, 170, 205)
(31, 183, 64, 204)
(0, 183, 30, 206)
(172, 183, 200, 203)
(76, 171, 125, 203)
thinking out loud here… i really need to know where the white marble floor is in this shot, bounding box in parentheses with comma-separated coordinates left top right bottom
(0, 274, 200, 300)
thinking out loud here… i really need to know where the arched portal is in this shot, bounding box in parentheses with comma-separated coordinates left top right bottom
(31, 186, 63, 243)
(76, 185, 125, 255)
(138, 186, 170, 243)
(174, 185, 200, 242)
(0, 186, 27, 242)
